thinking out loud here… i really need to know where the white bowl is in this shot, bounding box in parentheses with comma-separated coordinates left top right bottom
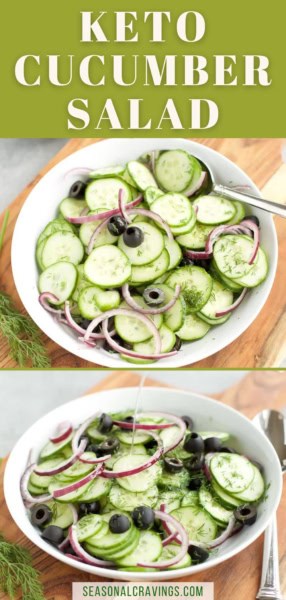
(12, 139, 277, 368)
(4, 386, 282, 581)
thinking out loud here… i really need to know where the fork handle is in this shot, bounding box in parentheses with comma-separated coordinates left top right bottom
(213, 184, 286, 218)
(256, 516, 284, 600)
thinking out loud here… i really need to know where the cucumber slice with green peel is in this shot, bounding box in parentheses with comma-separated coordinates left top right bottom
(116, 430, 152, 445)
(210, 480, 242, 508)
(213, 234, 255, 280)
(159, 544, 191, 569)
(72, 264, 91, 302)
(127, 161, 157, 191)
(152, 194, 194, 228)
(199, 431, 230, 442)
(210, 453, 255, 494)
(164, 238, 182, 270)
(41, 231, 84, 269)
(176, 223, 213, 250)
(176, 313, 211, 341)
(155, 150, 197, 193)
(199, 487, 233, 525)
(183, 159, 203, 196)
(113, 455, 161, 492)
(76, 514, 103, 542)
(94, 289, 121, 311)
(200, 279, 233, 320)
(144, 186, 164, 206)
(120, 168, 137, 187)
(193, 195, 236, 225)
(86, 422, 106, 442)
(158, 468, 190, 491)
(130, 249, 169, 285)
(198, 311, 230, 326)
(40, 432, 73, 459)
(104, 445, 147, 469)
(232, 247, 268, 288)
(85, 178, 132, 211)
(156, 490, 182, 512)
(59, 198, 88, 219)
(30, 456, 66, 489)
(166, 266, 213, 313)
(78, 286, 102, 320)
(133, 324, 176, 358)
(181, 491, 200, 507)
(96, 530, 140, 561)
(89, 165, 125, 179)
(117, 531, 162, 567)
(150, 283, 185, 332)
(231, 465, 265, 502)
(79, 211, 118, 248)
(58, 453, 95, 480)
(36, 239, 46, 271)
(226, 200, 246, 225)
(110, 484, 159, 511)
(171, 506, 217, 543)
(37, 218, 74, 248)
(44, 501, 75, 529)
(114, 298, 163, 344)
(84, 245, 131, 288)
(159, 426, 182, 452)
(39, 262, 78, 305)
(77, 477, 112, 502)
(28, 481, 47, 495)
(48, 480, 86, 503)
(118, 222, 164, 266)
(86, 521, 134, 551)
(170, 209, 196, 236)
(210, 261, 243, 293)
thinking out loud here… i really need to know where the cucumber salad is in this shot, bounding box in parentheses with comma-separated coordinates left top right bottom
(21, 409, 266, 571)
(37, 149, 268, 363)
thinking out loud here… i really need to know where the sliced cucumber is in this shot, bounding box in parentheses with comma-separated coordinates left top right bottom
(158, 468, 190, 491)
(117, 531, 162, 567)
(176, 313, 210, 341)
(113, 455, 161, 492)
(41, 231, 84, 269)
(227, 200, 246, 225)
(164, 238, 182, 270)
(59, 198, 87, 219)
(76, 514, 103, 542)
(86, 518, 133, 551)
(154, 283, 185, 331)
(59, 453, 95, 480)
(104, 444, 147, 469)
(160, 426, 181, 452)
(85, 178, 131, 211)
(45, 500, 75, 529)
(78, 286, 102, 320)
(130, 249, 169, 285)
(40, 432, 73, 459)
(193, 195, 236, 225)
(199, 487, 233, 525)
(118, 222, 164, 266)
(155, 150, 197, 193)
(110, 484, 159, 511)
(232, 247, 268, 288)
(156, 489, 182, 512)
(210, 453, 255, 494)
(199, 431, 230, 442)
(144, 186, 164, 206)
(72, 264, 91, 302)
(79, 211, 118, 249)
(213, 234, 255, 280)
(176, 223, 213, 250)
(37, 218, 74, 248)
(94, 289, 120, 311)
(36, 239, 46, 271)
(159, 543, 191, 570)
(127, 161, 157, 191)
(198, 311, 230, 326)
(30, 456, 66, 489)
(200, 279, 233, 320)
(211, 480, 241, 508)
(48, 480, 85, 503)
(84, 245, 131, 288)
(181, 491, 199, 507)
(89, 165, 125, 179)
(77, 477, 112, 502)
(133, 324, 176, 358)
(116, 430, 152, 445)
(114, 298, 162, 344)
(171, 506, 217, 543)
(166, 266, 213, 313)
(170, 208, 196, 236)
(152, 194, 193, 228)
(39, 262, 78, 304)
(210, 260, 243, 293)
(231, 465, 265, 502)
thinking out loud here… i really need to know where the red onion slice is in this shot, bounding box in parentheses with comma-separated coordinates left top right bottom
(68, 525, 114, 567)
(50, 421, 73, 444)
(101, 431, 163, 479)
(122, 284, 181, 316)
(72, 412, 100, 453)
(112, 418, 174, 431)
(52, 464, 103, 499)
(65, 196, 143, 224)
(137, 510, 189, 568)
(39, 292, 63, 314)
(64, 302, 105, 340)
(129, 208, 173, 241)
(79, 453, 111, 465)
(102, 319, 177, 361)
(184, 172, 207, 197)
(20, 464, 52, 504)
(215, 288, 248, 317)
(149, 412, 186, 453)
(207, 515, 236, 548)
(34, 439, 87, 477)
(162, 531, 180, 546)
(118, 189, 132, 224)
(241, 219, 260, 264)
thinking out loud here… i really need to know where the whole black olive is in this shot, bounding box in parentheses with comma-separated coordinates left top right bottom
(163, 457, 184, 473)
(245, 215, 260, 228)
(30, 504, 52, 527)
(79, 501, 101, 517)
(234, 504, 257, 526)
(42, 525, 65, 546)
(143, 287, 165, 306)
(69, 180, 87, 199)
(123, 226, 144, 248)
(132, 506, 155, 530)
(109, 514, 131, 534)
(181, 416, 194, 431)
(86, 443, 99, 454)
(107, 216, 127, 236)
(185, 455, 204, 473)
(184, 432, 205, 454)
(98, 437, 120, 454)
(204, 437, 222, 453)
(98, 413, 113, 434)
(188, 477, 203, 491)
(188, 544, 209, 564)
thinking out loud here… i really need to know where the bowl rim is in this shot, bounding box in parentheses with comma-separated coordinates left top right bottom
(4, 385, 283, 581)
(11, 138, 278, 368)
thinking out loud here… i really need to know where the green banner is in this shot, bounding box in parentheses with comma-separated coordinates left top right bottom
(0, 0, 285, 137)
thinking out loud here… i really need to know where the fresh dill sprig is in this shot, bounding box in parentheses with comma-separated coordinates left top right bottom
(0, 534, 44, 600)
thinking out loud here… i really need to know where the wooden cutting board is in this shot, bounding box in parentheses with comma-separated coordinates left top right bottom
(0, 371, 285, 599)
(1, 138, 286, 368)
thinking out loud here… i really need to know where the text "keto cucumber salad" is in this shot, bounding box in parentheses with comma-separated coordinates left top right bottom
(22, 410, 266, 571)
(37, 150, 268, 362)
